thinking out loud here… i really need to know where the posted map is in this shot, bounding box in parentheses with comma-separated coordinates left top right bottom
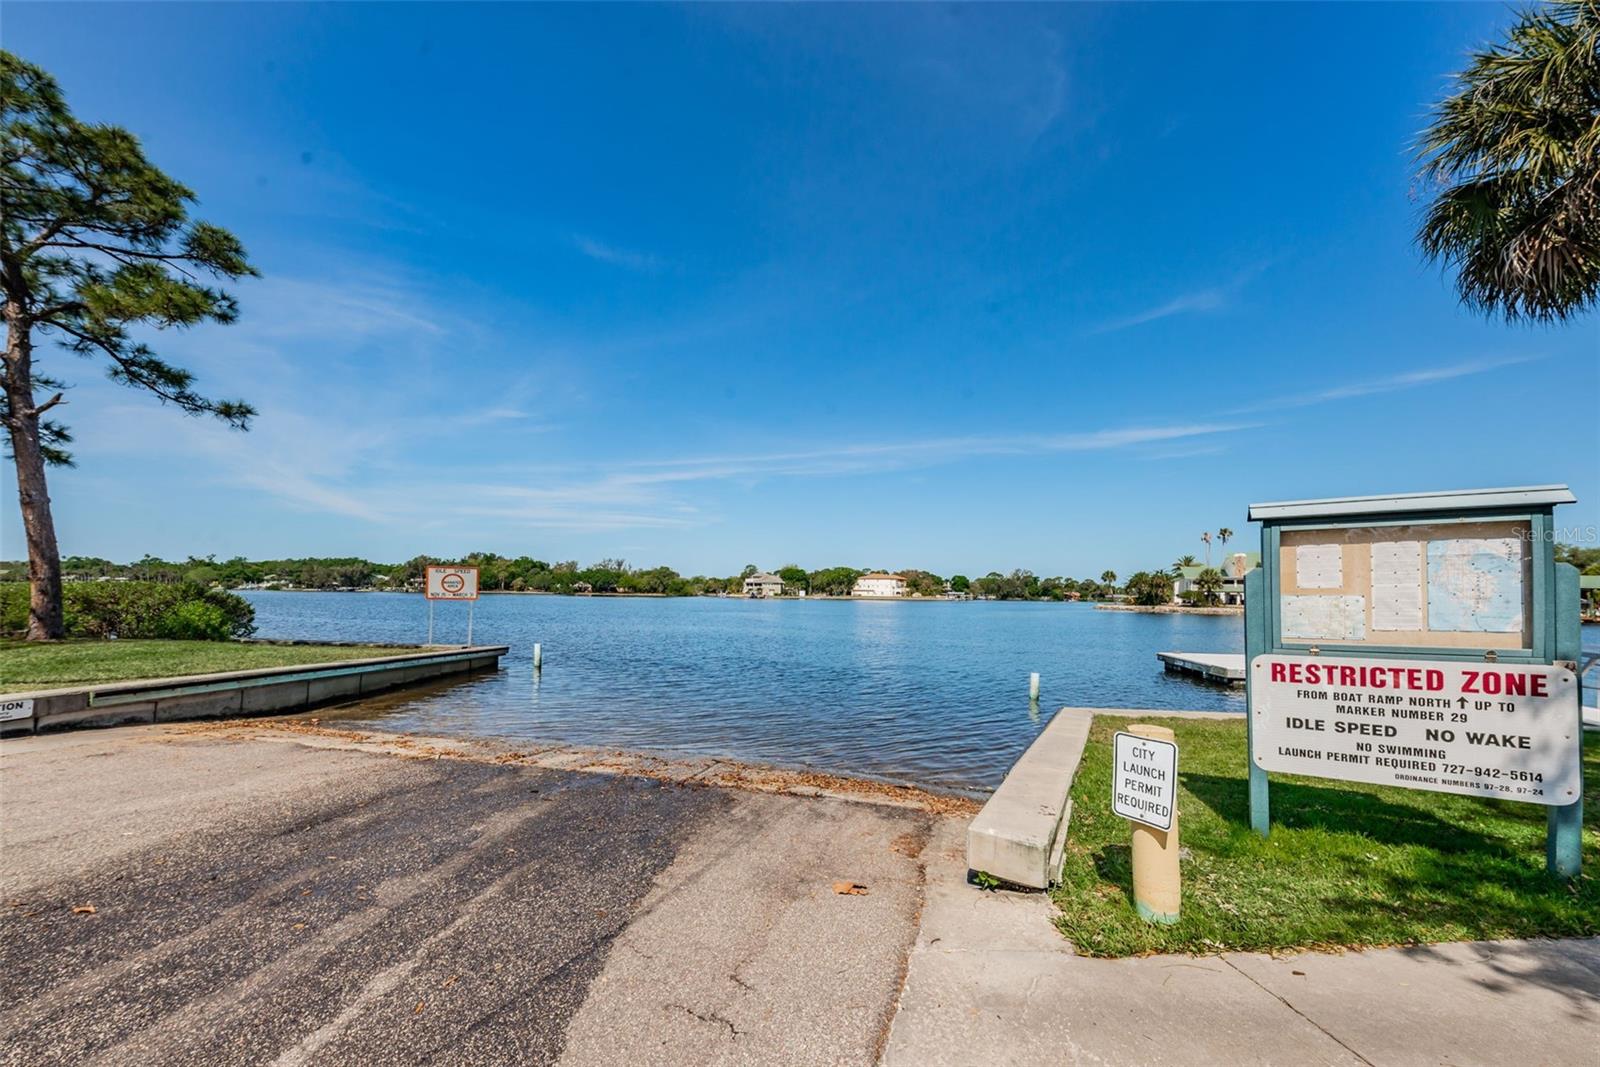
(1281, 594, 1366, 642)
(1426, 537, 1523, 633)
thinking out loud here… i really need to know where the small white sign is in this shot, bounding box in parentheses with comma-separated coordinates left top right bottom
(1295, 543, 1344, 589)
(1, 697, 35, 722)
(1112, 731, 1178, 831)
(1251, 654, 1580, 805)
(425, 566, 479, 601)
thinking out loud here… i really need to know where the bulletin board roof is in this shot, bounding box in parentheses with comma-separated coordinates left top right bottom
(1248, 485, 1574, 523)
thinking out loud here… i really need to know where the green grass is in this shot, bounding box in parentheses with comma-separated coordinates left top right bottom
(0, 639, 411, 692)
(1052, 716, 1598, 956)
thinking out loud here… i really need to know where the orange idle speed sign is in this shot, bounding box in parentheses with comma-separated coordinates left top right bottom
(425, 566, 479, 601)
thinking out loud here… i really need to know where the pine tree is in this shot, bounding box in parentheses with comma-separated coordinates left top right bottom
(2, 52, 256, 638)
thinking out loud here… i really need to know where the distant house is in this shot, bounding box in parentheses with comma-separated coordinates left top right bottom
(743, 572, 785, 598)
(1173, 552, 1260, 605)
(853, 572, 907, 598)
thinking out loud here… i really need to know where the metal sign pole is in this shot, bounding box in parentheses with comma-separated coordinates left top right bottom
(427, 600, 435, 645)
(1244, 568, 1270, 836)
(1549, 564, 1583, 879)
(467, 600, 475, 646)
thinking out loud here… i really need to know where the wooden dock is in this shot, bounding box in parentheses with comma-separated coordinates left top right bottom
(1157, 651, 1246, 687)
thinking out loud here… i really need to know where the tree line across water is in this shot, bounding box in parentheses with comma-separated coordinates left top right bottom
(0, 554, 1188, 604)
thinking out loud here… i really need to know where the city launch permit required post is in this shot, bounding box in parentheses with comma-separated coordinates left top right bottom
(1112, 727, 1181, 924)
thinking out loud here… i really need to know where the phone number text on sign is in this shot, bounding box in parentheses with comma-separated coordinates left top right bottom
(1250, 654, 1579, 806)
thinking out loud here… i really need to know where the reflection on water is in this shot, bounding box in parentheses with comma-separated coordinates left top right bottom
(246, 592, 1251, 792)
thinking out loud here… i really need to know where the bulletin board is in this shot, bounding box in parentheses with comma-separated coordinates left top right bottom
(1276, 520, 1532, 651)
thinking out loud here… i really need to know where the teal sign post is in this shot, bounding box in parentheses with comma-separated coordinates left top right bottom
(1243, 486, 1584, 879)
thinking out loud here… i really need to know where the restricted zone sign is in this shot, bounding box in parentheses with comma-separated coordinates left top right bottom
(1251, 654, 1580, 806)
(425, 566, 479, 601)
(1112, 731, 1178, 831)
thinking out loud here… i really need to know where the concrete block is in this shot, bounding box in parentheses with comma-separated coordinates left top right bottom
(155, 690, 244, 723)
(967, 708, 1091, 889)
(28, 692, 91, 721)
(306, 673, 363, 705)
(38, 702, 156, 732)
(242, 680, 309, 714)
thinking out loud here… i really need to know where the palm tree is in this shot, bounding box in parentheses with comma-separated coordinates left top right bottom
(1201, 531, 1212, 566)
(1416, 2, 1600, 322)
(1196, 567, 1225, 606)
(1217, 527, 1233, 548)
(1100, 570, 1117, 594)
(1174, 554, 1198, 570)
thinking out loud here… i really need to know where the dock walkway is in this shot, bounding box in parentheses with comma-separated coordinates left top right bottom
(1156, 651, 1245, 687)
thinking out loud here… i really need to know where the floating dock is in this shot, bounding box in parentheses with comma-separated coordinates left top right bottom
(1157, 651, 1245, 687)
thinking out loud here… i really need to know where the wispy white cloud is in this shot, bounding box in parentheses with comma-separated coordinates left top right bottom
(610, 422, 1255, 483)
(434, 421, 1255, 531)
(1090, 289, 1228, 334)
(1090, 261, 1273, 335)
(235, 275, 444, 340)
(573, 235, 661, 272)
(1226, 355, 1540, 415)
(94, 411, 1253, 536)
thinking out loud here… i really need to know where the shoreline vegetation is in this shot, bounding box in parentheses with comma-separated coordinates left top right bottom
(6, 542, 1593, 612)
(1, 554, 1178, 604)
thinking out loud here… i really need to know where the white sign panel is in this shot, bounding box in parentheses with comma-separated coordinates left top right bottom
(1251, 654, 1580, 806)
(1370, 541, 1423, 632)
(1294, 543, 1343, 589)
(425, 566, 480, 601)
(0, 697, 35, 722)
(1112, 732, 1178, 831)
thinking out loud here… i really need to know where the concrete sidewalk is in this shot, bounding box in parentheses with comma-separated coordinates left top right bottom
(885, 818, 1600, 1067)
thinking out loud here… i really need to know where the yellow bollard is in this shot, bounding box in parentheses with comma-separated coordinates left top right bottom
(1126, 723, 1180, 924)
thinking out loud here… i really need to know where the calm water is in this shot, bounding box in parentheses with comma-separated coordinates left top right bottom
(242, 592, 1247, 792)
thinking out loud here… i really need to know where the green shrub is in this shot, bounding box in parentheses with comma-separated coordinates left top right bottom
(0, 581, 254, 640)
(154, 600, 234, 641)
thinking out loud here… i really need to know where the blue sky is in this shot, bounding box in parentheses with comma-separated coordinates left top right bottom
(4, 3, 1596, 576)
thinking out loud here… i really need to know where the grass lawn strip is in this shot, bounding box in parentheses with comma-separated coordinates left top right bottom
(1052, 716, 1597, 957)
(0, 639, 412, 692)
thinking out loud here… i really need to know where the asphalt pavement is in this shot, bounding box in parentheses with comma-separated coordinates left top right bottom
(0, 725, 933, 1067)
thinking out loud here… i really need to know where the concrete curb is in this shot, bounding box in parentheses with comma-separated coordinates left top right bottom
(965, 708, 1090, 889)
(0, 645, 509, 736)
(965, 706, 1239, 890)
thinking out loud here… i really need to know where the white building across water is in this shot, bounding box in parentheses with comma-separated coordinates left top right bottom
(852, 572, 907, 598)
(743, 572, 785, 598)
(1172, 551, 1259, 605)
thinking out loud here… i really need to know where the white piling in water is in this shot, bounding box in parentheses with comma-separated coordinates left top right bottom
(1029, 672, 1040, 701)
(533, 643, 542, 671)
